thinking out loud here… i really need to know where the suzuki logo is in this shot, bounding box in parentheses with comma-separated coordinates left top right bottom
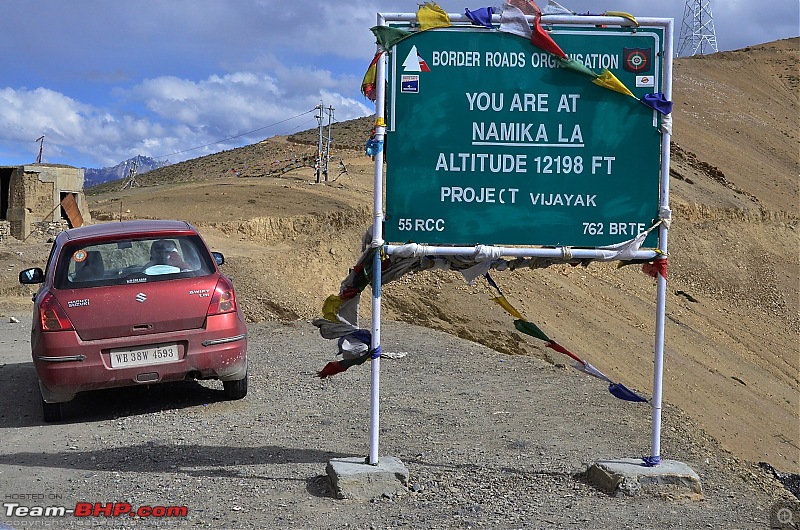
(136, 292, 147, 303)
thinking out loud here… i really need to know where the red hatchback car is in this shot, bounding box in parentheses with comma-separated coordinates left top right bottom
(19, 220, 248, 422)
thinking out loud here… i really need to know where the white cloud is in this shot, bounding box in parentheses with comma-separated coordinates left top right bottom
(0, 0, 795, 168)
(0, 88, 89, 142)
(0, 58, 373, 167)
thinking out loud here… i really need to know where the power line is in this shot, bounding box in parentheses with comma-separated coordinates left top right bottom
(153, 108, 317, 160)
(285, 116, 321, 135)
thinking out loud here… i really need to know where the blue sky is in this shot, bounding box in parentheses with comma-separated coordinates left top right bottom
(1, 0, 797, 168)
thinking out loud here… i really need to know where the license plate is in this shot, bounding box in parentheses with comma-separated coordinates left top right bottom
(109, 343, 180, 368)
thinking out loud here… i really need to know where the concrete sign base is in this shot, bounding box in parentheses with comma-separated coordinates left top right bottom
(327, 456, 409, 500)
(587, 458, 703, 498)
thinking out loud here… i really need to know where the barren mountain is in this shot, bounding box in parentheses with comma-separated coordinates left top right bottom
(2, 38, 797, 477)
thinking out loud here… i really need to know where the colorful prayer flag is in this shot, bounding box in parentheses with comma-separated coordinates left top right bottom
(317, 350, 372, 378)
(592, 69, 635, 98)
(542, 0, 573, 15)
(605, 11, 639, 27)
(557, 57, 598, 78)
(609, 383, 648, 402)
(370, 25, 413, 50)
(417, 2, 451, 30)
(509, 0, 541, 15)
(360, 52, 382, 101)
(514, 319, 551, 342)
(465, 7, 495, 28)
(322, 294, 345, 322)
(492, 296, 524, 319)
(642, 258, 668, 279)
(640, 93, 673, 114)
(531, 14, 567, 58)
(499, 3, 532, 39)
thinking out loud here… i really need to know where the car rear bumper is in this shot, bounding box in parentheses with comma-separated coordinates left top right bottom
(34, 314, 248, 403)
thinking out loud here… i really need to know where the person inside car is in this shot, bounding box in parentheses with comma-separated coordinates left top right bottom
(73, 250, 105, 281)
(145, 239, 189, 274)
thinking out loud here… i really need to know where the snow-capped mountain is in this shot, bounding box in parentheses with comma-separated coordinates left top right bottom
(83, 156, 170, 188)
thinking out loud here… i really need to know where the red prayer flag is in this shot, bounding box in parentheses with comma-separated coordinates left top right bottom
(509, 0, 541, 15)
(642, 258, 668, 279)
(531, 14, 567, 59)
(360, 53, 382, 101)
(546, 341, 583, 364)
(317, 361, 347, 378)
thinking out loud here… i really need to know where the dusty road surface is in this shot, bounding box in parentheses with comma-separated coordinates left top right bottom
(0, 313, 796, 529)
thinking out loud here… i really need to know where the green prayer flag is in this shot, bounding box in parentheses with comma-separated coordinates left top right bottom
(557, 57, 598, 78)
(514, 319, 551, 342)
(370, 26, 413, 50)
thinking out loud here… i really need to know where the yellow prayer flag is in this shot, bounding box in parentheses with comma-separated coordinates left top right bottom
(417, 2, 451, 31)
(605, 11, 639, 27)
(492, 296, 524, 320)
(592, 69, 635, 98)
(322, 294, 345, 322)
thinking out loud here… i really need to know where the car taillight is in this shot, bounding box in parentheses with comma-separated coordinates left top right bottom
(39, 292, 74, 331)
(207, 276, 237, 315)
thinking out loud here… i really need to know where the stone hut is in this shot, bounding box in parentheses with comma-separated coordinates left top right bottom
(0, 164, 92, 241)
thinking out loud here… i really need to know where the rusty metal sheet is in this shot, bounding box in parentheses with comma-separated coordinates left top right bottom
(60, 193, 83, 228)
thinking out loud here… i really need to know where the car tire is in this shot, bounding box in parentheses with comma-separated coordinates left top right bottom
(41, 398, 63, 423)
(223, 372, 248, 400)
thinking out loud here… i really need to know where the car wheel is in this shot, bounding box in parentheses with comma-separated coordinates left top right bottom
(223, 372, 248, 400)
(41, 398, 63, 423)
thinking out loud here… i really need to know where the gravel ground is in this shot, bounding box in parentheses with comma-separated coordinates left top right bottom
(0, 314, 796, 530)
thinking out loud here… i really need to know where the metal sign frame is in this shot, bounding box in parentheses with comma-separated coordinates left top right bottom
(367, 11, 674, 467)
(385, 26, 664, 248)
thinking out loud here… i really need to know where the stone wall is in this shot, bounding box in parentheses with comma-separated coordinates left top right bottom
(0, 220, 10, 242)
(29, 220, 69, 241)
(3, 164, 91, 240)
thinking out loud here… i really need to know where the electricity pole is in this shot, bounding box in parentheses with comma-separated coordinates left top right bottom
(315, 103, 324, 184)
(325, 105, 335, 182)
(35, 136, 44, 164)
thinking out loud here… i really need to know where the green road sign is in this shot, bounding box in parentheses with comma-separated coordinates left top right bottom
(385, 25, 665, 247)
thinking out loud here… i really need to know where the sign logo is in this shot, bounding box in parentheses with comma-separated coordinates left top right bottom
(401, 75, 419, 93)
(402, 45, 431, 72)
(623, 47, 651, 73)
(636, 75, 655, 87)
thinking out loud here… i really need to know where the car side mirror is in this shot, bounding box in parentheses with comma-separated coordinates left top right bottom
(212, 252, 225, 266)
(19, 268, 45, 285)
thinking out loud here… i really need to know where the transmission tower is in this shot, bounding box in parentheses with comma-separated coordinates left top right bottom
(677, 0, 719, 57)
(120, 156, 140, 190)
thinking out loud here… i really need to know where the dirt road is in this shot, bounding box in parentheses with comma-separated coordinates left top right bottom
(0, 313, 795, 529)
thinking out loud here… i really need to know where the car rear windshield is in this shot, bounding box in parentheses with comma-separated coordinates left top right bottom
(54, 235, 216, 289)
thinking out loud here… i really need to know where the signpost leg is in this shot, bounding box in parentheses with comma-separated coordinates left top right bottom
(649, 18, 674, 466)
(368, 28, 387, 466)
(650, 269, 667, 465)
(368, 247, 382, 465)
